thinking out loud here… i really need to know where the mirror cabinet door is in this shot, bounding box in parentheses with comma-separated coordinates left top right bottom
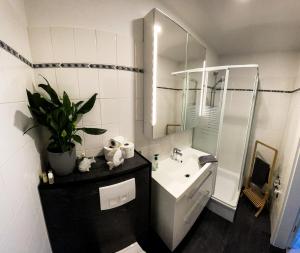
(143, 9, 206, 139)
(154, 10, 187, 139)
(183, 34, 207, 130)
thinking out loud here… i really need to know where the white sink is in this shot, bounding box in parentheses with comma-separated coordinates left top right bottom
(152, 147, 212, 199)
(151, 147, 217, 251)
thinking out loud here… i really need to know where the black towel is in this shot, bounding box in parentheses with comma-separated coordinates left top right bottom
(252, 157, 270, 188)
(199, 155, 218, 166)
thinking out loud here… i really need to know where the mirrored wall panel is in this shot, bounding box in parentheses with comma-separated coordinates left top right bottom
(144, 9, 206, 139)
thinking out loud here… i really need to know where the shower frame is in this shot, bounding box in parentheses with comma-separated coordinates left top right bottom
(174, 64, 259, 191)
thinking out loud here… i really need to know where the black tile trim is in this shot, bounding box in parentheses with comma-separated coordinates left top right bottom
(215, 88, 298, 93)
(35, 62, 143, 72)
(0, 39, 32, 67)
(33, 63, 60, 68)
(158, 87, 300, 93)
(0, 39, 144, 73)
(0, 39, 299, 90)
(60, 63, 89, 68)
(258, 89, 291, 93)
(157, 86, 202, 91)
(157, 86, 182, 91)
(90, 64, 115, 69)
(291, 87, 300, 93)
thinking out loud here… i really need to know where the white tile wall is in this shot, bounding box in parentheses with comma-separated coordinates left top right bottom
(82, 99, 102, 126)
(98, 69, 118, 98)
(78, 68, 99, 99)
(74, 28, 97, 63)
(28, 27, 54, 63)
(100, 98, 119, 124)
(28, 25, 193, 161)
(0, 0, 32, 60)
(51, 27, 76, 62)
(55, 68, 79, 99)
(0, 1, 51, 252)
(117, 35, 135, 66)
(118, 70, 135, 99)
(96, 31, 117, 65)
(119, 98, 135, 142)
(0, 50, 33, 103)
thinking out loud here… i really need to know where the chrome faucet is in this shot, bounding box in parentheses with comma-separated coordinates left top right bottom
(172, 147, 183, 162)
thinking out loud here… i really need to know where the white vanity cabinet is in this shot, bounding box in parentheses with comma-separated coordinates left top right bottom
(151, 148, 217, 251)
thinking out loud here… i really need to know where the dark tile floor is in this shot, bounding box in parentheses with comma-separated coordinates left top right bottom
(148, 197, 285, 253)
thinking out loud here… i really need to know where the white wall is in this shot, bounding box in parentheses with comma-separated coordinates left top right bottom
(0, 0, 51, 252)
(25, 0, 218, 161)
(271, 58, 300, 248)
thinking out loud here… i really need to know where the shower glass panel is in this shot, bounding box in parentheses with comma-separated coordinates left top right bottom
(217, 68, 257, 180)
(182, 34, 207, 130)
(192, 70, 226, 156)
(192, 65, 258, 214)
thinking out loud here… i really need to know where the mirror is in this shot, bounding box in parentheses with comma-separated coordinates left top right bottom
(155, 10, 187, 138)
(144, 9, 206, 139)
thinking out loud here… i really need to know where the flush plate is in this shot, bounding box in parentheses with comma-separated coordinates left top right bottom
(99, 178, 136, 210)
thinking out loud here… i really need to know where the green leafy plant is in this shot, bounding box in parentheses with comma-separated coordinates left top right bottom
(25, 76, 106, 153)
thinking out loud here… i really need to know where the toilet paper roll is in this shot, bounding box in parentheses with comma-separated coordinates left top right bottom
(110, 136, 125, 147)
(103, 146, 113, 161)
(121, 142, 135, 159)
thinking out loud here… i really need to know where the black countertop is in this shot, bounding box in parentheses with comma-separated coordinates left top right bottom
(39, 151, 151, 189)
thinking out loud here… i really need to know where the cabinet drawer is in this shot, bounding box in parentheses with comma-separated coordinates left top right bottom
(172, 165, 215, 249)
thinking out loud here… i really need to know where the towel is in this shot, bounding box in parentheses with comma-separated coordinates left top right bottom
(252, 157, 270, 188)
(198, 155, 218, 166)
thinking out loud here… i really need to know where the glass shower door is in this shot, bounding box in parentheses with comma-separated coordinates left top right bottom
(192, 69, 227, 156)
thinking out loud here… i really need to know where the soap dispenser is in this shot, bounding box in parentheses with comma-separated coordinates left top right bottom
(152, 154, 159, 171)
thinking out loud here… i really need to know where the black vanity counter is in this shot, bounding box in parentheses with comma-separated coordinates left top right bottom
(39, 151, 151, 189)
(39, 151, 151, 253)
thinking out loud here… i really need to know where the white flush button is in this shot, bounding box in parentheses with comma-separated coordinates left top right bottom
(99, 178, 136, 210)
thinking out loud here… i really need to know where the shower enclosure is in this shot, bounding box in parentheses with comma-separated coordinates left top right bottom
(178, 64, 259, 221)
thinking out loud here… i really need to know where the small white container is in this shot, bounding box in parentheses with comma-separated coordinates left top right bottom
(152, 154, 159, 171)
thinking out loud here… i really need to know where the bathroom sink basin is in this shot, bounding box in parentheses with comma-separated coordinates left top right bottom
(152, 147, 212, 199)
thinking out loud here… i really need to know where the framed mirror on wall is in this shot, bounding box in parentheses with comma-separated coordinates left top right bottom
(143, 8, 206, 139)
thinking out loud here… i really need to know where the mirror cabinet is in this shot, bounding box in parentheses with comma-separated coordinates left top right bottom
(144, 9, 206, 139)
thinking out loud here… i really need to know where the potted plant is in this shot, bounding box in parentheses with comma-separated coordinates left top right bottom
(25, 76, 106, 176)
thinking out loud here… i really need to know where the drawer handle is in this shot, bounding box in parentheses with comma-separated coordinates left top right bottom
(188, 170, 212, 199)
(185, 190, 210, 224)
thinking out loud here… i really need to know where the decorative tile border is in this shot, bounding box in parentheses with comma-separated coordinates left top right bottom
(158, 86, 300, 94)
(33, 62, 143, 73)
(0, 39, 143, 73)
(0, 39, 32, 67)
(0, 39, 299, 91)
(157, 86, 201, 91)
(216, 88, 299, 93)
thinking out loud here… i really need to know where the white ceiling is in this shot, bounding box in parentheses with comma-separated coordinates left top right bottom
(161, 0, 300, 55)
